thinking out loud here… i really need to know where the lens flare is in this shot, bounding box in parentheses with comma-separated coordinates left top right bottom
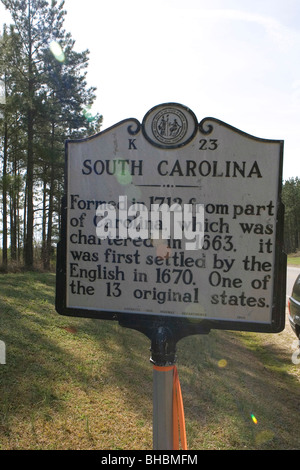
(255, 429, 274, 445)
(218, 359, 227, 368)
(251, 414, 258, 424)
(116, 169, 132, 186)
(155, 243, 171, 260)
(49, 40, 65, 62)
(124, 185, 142, 201)
(83, 105, 97, 123)
(184, 303, 205, 316)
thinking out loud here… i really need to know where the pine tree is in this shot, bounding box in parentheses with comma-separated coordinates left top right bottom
(1, 0, 102, 268)
(1, 0, 50, 267)
(282, 177, 300, 253)
(38, 1, 102, 268)
(0, 25, 25, 267)
(0, 28, 9, 267)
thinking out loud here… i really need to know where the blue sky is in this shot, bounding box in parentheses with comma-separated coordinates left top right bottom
(1, 0, 300, 180)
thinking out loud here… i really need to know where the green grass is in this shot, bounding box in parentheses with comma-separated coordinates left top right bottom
(0, 272, 300, 450)
(287, 256, 300, 265)
(287, 251, 300, 265)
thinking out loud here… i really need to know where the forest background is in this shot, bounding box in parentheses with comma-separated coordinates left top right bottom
(0, 0, 102, 271)
(0, 0, 299, 272)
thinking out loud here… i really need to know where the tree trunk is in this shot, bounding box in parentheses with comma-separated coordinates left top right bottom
(45, 120, 55, 270)
(42, 176, 47, 269)
(24, 106, 34, 269)
(10, 156, 18, 261)
(24, 1, 34, 269)
(2, 117, 8, 268)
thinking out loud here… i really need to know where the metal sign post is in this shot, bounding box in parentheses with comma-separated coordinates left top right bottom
(152, 365, 174, 450)
(56, 103, 286, 450)
(151, 326, 177, 450)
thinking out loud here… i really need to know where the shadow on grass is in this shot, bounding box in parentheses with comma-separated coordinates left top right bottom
(0, 272, 300, 449)
(177, 331, 300, 450)
(0, 273, 153, 448)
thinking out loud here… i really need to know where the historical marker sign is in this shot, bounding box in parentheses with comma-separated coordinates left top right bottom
(56, 103, 286, 334)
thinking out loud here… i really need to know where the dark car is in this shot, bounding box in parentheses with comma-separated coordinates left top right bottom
(289, 274, 300, 338)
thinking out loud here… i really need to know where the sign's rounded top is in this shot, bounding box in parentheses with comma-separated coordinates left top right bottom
(142, 102, 198, 149)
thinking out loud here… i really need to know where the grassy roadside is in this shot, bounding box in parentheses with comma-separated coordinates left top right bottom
(287, 257, 300, 266)
(0, 272, 300, 450)
(287, 252, 300, 265)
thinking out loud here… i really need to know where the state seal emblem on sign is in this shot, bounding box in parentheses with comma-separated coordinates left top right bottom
(152, 108, 188, 145)
(142, 103, 198, 149)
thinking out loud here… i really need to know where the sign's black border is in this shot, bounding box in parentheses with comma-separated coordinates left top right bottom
(55, 104, 286, 340)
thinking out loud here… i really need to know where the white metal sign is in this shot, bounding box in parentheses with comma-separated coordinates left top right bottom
(56, 103, 286, 333)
